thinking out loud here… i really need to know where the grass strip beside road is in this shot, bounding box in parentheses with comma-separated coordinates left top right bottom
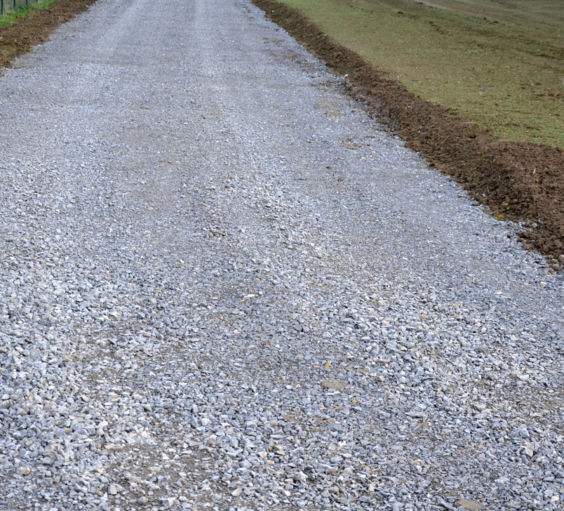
(253, 0, 564, 263)
(272, 0, 563, 148)
(0, 1, 59, 28)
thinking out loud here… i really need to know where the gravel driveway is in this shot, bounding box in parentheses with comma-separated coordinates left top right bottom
(0, 0, 562, 509)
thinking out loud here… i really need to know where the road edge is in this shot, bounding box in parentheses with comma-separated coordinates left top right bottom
(0, 0, 98, 70)
(252, 0, 564, 266)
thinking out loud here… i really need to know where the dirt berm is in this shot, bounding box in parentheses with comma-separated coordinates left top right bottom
(0, 0, 97, 69)
(253, 0, 564, 265)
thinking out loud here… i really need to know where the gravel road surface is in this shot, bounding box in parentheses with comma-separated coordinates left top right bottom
(0, 0, 562, 509)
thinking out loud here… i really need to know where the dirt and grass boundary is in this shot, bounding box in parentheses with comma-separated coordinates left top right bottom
(253, 0, 564, 264)
(0, 0, 97, 69)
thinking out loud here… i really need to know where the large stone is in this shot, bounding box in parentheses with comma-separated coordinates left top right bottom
(455, 498, 484, 511)
(321, 379, 348, 391)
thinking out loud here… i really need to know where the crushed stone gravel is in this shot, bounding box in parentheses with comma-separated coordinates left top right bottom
(0, 0, 562, 510)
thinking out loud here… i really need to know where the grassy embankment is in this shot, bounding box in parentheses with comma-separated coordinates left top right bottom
(0, 0, 59, 27)
(271, 0, 563, 148)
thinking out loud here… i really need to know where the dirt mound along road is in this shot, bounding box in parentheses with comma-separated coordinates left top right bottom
(253, 0, 564, 265)
(0, 0, 97, 70)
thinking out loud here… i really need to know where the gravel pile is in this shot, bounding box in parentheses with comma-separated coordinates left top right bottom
(0, 0, 562, 509)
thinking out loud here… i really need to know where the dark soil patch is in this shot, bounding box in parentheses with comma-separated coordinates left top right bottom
(0, 0, 97, 70)
(253, 0, 564, 265)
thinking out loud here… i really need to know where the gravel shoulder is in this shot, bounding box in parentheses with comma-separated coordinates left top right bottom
(0, 1, 562, 510)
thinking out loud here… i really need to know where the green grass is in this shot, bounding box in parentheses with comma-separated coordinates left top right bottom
(275, 0, 564, 148)
(409, 0, 564, 46)
(0, 0, 59, 27)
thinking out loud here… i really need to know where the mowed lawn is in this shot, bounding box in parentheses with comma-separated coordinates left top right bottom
(274, 0, 564, 148)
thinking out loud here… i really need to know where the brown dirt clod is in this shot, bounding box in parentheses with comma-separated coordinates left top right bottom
(253, 0, 564, 265)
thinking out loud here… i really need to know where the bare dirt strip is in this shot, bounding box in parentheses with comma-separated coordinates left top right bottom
(253, 0, 564, 265)
(0, 0, 98, 70)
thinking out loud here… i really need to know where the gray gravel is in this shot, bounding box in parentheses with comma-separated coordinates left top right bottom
(0, 0, 562, 509)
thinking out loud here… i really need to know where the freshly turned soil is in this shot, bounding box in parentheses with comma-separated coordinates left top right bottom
(0, 0, 98, 69)
(253, 0, 564, 264)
